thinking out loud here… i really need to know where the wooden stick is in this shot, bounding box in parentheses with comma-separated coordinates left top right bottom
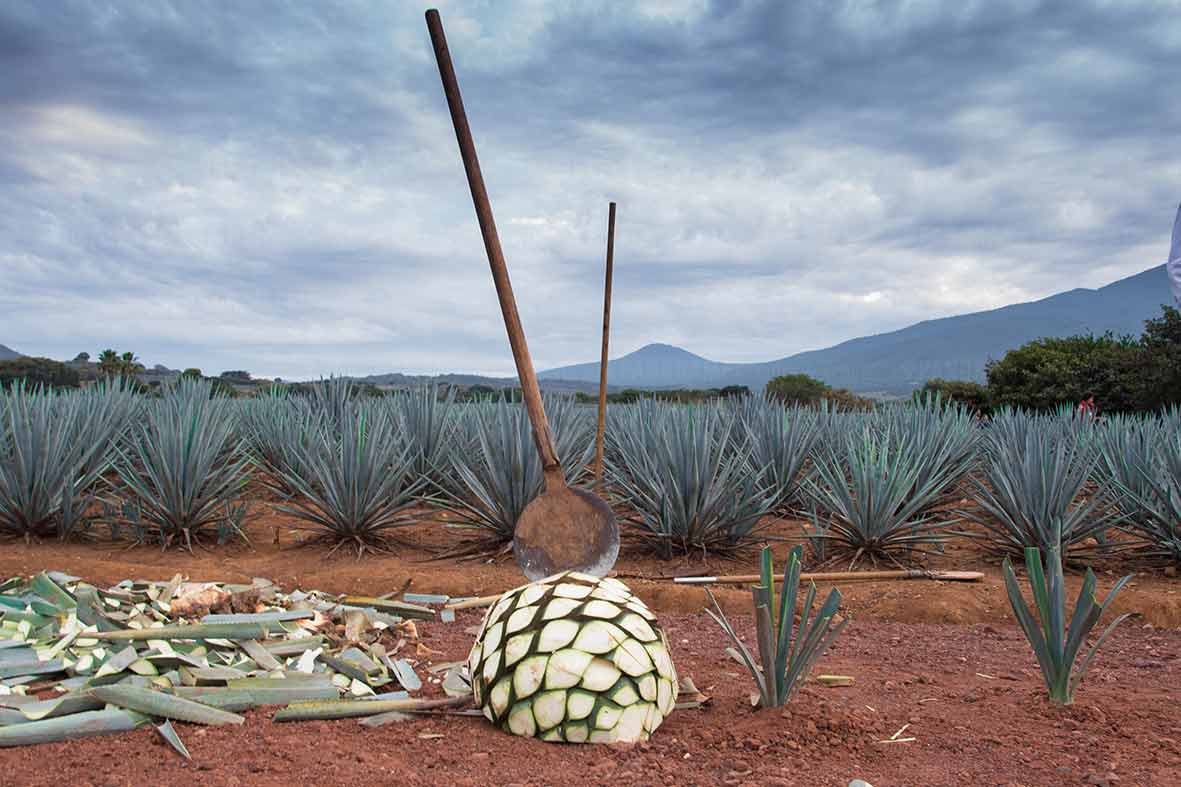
(593, 202, 616, 485)
(674, 569, 984, 585)
(444, 569, 984, 610)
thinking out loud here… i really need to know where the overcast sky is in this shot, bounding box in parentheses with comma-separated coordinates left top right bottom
(2, 1, 1179, 379)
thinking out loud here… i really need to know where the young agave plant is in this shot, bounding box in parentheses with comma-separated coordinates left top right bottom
(705, 545, 846, 708)
(269, 401, 421, 557)
(1003, 546, 1132, 705)
(388, 384, 459, 494)
(115, 379, 253, 551)
(606, 402, 775, 556)
(434, 395, 592, 554)
(1106, 422, 1181, 563)
(804, 429, 955, 568)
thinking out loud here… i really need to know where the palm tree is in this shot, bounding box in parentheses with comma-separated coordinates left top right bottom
(97, 349, 120, 376)
(119, 351, 144, 376)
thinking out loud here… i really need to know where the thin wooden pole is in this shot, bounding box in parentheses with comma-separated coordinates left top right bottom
(593, 202, 616, 485)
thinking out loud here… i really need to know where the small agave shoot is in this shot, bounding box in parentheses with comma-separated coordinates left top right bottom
(0, 379, 139, 541)
(1003, 546, 1132, 705)
(705, 545, 846, 708)
(267, 399, 421, 557)
(606, 401, 775, 556)
(115, 378, 253, 551)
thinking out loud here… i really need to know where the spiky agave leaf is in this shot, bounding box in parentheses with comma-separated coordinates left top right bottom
(432, 395, 592, 553)
(704, 545, 845, 708)
(803, 428, 955, 568)
(114, 378, 253, 551)
(269, 400, 422, 557)
(1002, 546, 1132, 704)
(1103, 417, 1181, 563)
(0, 379, 139, 540)
(386, 384, 459, 494)
(736, 396, 821, 514)
(961, 411, 1115, 557)
(606, 401, 775, 556)
(468, 572, 676, 743)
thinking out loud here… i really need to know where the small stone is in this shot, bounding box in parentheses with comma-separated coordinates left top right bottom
(849, 780, 874, 787)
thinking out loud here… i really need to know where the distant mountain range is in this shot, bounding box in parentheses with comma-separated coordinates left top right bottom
(5, 264, 1172, 395)
(539, 264, 1174, 394)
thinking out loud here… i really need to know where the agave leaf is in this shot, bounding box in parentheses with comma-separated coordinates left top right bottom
(1069, 612, 1135, 696)
(89, 685, 244, 725)
(155, 719, 192, 760)
(91, 621, 280, 641)
(0, 708, 141, 747)
(273, 695, 467, 722)
(16, 694, 104, 721)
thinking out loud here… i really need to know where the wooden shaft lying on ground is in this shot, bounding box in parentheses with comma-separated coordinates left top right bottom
(593, 201, 616, 485)
(444, 569, 984, 609)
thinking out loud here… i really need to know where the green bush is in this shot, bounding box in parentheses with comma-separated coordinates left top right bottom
(918, 378, 990, 414)
(0, 357, 80, 390)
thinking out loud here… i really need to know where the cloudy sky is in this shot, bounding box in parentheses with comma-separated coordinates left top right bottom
(2, 1, 1179, 379)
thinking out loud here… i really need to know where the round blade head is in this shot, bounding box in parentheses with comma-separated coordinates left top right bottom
(512, 485, 619, 581)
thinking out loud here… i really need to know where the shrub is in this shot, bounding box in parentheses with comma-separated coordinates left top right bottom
(0, 357, 80, 390)
(918, 378, 990, 414)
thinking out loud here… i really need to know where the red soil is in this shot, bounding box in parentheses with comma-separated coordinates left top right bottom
(1, 506, 1178, 786)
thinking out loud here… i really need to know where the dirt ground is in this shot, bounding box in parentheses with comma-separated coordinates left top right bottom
(2, 506, 1179, 786)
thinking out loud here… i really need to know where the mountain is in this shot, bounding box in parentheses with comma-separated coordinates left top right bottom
(539, 264, 1174, 395)
(0, 344, 21, 361)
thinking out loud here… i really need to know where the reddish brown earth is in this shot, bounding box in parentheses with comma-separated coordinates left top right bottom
(2, 506, 1179, 786)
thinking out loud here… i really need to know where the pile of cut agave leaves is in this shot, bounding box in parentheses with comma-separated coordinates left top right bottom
(0, 571, 475, 758)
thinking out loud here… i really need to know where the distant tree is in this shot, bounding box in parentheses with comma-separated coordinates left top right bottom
(719, 385, 750, 399)
(220, 370, 252, 383)
(119, 352, 145, 375)
(97, 349, 120, 375)
(918, 379, 991, 414)
(986, 333, 1141, 412)
(0, 357, 80, 389)
(72, 352, 90, 364)
(1135, 306, 1181, 410)
(765, 374, 831, 405)
(181, 368, 203, 380)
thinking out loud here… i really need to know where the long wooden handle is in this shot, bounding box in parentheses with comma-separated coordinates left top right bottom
(675, 569, 984, 585)
(425, 9, 560, 471)
(593, 202, 616, 484)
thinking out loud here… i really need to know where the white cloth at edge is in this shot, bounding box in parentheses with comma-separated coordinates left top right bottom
(1169, 201, 1181, 307)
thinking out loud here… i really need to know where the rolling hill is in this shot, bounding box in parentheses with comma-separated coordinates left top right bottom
(0, 344, 21, 361)
(539, 264, 1174, 394)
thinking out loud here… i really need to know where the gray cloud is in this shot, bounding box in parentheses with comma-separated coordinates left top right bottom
(2, 0, 1179, 379)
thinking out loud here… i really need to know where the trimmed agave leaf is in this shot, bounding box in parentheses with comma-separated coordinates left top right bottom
(155, 719, 192, 760)
(92, 621, 282, 641)
(1002, 546, 1132, 705)
(273, 695, 466, 722)
(0, 708, 142, 747)
(114, 378, 253, 551)
(89, 685, 245, 725)
(606, 401, 775, 555)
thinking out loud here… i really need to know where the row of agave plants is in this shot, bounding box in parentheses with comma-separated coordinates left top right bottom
(1, 377, 1178, 568)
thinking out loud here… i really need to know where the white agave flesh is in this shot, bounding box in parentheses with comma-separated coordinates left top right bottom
(611, 681, 639, 707)
(532, 689, 567, 730)
(537, 619, 579, 652)
(614, 638, 654, 677)
(572, 621, 627, 654)
(482, 648, 501, 684)
(553, 583, 592, 600)
(540, 598, 581, 621)
(564, 722, 589, 742)
(590, 586, 631, 604)
(490, 677, 512, 716)
(617, 613, 657, 642)
(637, 674, 657, 701)
(582, 600, 621, 619)
(508, 702, 537, 737)
(566, 690, 595, 720)
(505, 606, 537, 634)
(580, 658, 621, 692)
(617, 704, 648, 742)
(594, 702, 623, 731)
(503, 633, 533, 667)
(483, 621, 504, 655)
(657, 677, 675, 715)
(513, 655, 548, 698)
(545, 649, 592, 689)
(519, 584, 549, 606)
